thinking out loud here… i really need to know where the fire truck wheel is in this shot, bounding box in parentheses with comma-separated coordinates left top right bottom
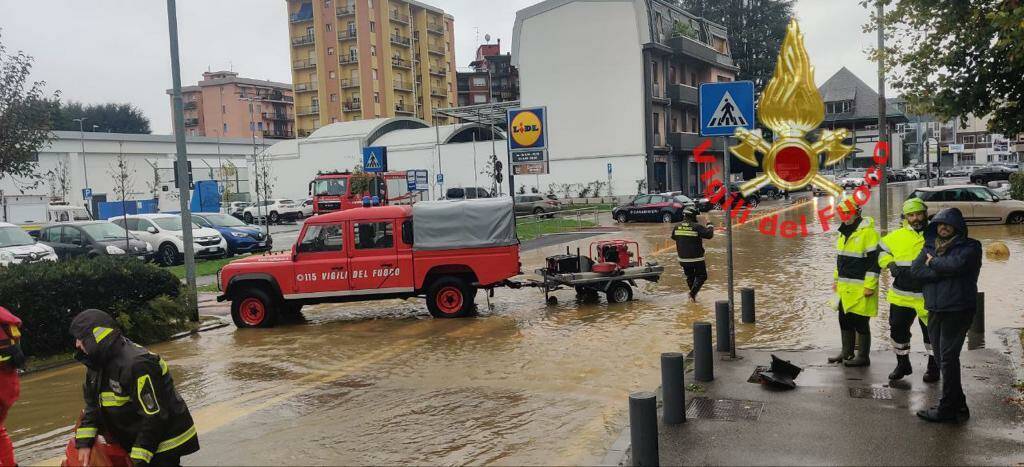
(605, 281, 633, 303)
(231, 287, 278, 328)
(426, 277, 476, 318)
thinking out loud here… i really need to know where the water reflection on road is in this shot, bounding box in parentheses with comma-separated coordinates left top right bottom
(12, 181, 1024, 465)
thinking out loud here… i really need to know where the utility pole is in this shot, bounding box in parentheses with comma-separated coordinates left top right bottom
(166, 0, 198, 321)
(875, 0, 889, 234)
(73, 117, 90, 209)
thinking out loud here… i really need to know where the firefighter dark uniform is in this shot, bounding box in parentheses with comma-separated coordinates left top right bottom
(879, 197, 938, 382)
(0, 306, 24, 467)
(671, 208, 714, 301)
(70, 309, 199, 466)
(828, 200, 880, 367)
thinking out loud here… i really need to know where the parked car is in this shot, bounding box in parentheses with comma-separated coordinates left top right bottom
(191, 213, 273, 256)
(514, 195, 561, 217)
(902, 168, 921, 180)
(837, 170, 868, 188)
(37, 221, 151, 261)
(970, 165, 1017, 185)
(996, 163, 1020, 170)
(909, 184, 1024, 224)
(243, 199, 303, 224)
(444, 187, 492, 200)
(299, 198, 315, 218)
(613, 193, 695, 223)
(696, 185, 759, 212)
(944, 167, 970, 177)
(0, 222, 57, 267)
(47, 204, 93, 223)
(226, 202, 250, 220)
(110, 214, 227, 266)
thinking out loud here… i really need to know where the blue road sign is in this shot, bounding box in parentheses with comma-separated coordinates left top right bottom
(362, 146, 388, 173)
(82, 188, 93, 199)
(699, 81, 755, 137)
(436, 173, 444, 184)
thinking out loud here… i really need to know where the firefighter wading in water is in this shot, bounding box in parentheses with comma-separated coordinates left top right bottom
(671, 207, 715, 302)
(70, 309, 199, 466)
(828, 196, 880, 367)
(879, 198, 938, 382)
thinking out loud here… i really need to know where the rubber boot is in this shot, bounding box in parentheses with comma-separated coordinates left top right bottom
(844, 333, 871, 367)
(922, 355, 940, 383)
(828, 330, 855, 363)
(888, 354, 912, 380)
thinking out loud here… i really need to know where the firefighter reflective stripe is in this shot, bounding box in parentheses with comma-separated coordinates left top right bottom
(894, 260, 912, 266)
(130, 446, 154, 463)
(159, 358, 169, 376)
(100, 392, 131, 407)
(93, 326, 113, 343)
(137, 374, 160, 415)
(156, 425, 198, 453)
(837, 249, 875, 258)
(890, 287, 923, 299)
(76, 427, 98, 439)
(678, 256, 705, 263)
(837, 277, 864, 285)
(892, 342, 911, 355)
(864, 271, 879, 280)
(0, 355, 9, 362)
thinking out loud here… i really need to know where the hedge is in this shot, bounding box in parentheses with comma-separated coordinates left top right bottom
(1010, 171, 1024, 201)
(0, 256, 191, 358)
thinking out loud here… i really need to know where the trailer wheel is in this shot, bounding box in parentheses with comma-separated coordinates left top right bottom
(231, 287, 278, 328)
(426, 277, 476, 318)
(606, 281, 633, 303)
(575, 286, 600, 303)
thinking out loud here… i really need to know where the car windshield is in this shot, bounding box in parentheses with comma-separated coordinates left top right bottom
(0, 226, 35, 247)
(674, 195, 693, 203)
(66, 208, 91, 221)
(314, 179, 348, 196)
(81, 222, 130, 240)
(201, 214, 246, 227)
(151, 217, 200, 231)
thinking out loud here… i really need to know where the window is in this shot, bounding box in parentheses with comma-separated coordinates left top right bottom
(331, 93, 338, 102)
(670, 66, 676, 84)
(672, 117, 678, 132)
(963, 135, 975, 144)
(634, 195, 653, 205)
(306, 26, 314, 36)
(652, 61, 659, 83)
(690, 72, 697, 86)
(401, 220, 413, 245)
(690, 117, 697, 132)
(298, 224, 344, 253)
(370, 45, 376, 56)
(329, 70, 336, 79)
(967, 187, 995, 202)
(372, 69, 378, 80)
(653, 113, 660, 135)
(354, 222, 393, 249)
(473, 94, 487, 103)
(222, 105, 227, 114)
(370, 21, 375, 32)
(373, 92, 380, 103)
(61, 226, 83, 245)
(327, 46, 334, 55)
(472, 77, 486, 86)
(325, 23, 333, 32)
(223, 123, 228, 133)
(257, 122, 263, 130)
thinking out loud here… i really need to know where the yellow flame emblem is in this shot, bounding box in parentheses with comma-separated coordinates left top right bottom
(730, 20, 852, 198)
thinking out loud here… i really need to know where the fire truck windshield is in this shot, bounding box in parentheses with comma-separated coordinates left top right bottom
(314, 178, 348, 196)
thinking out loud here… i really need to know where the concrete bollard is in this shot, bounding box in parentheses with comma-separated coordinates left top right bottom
(715, 300, 731, 352)
(629, 391, 659, 467)
(661, 352, 685, 425)
(741, 287, 756, 323)
(971, 292, 985, 334)
(694, 322, 714, 382)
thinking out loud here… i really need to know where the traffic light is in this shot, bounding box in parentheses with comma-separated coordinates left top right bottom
(493, 157, 503, 184)
(174, 160, 194, 189)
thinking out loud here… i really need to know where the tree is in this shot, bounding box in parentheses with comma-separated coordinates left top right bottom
(107, 145, 136, 250)
(0, 33, 57, 189)
(863, 0, 1024, 135)
(679, 0, 795, 91)
(47, 100, 151, 134)
(46, 158, 71, 200)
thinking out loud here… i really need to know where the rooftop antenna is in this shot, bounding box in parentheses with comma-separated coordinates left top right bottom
(229, 60, 233, 71)
(475, 27, 479, 45)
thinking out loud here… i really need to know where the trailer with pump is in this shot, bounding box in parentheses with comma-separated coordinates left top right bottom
(532, 241, 664, 304)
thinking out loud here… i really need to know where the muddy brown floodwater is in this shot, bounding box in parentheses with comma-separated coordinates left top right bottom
(11, 181, 1024, 465)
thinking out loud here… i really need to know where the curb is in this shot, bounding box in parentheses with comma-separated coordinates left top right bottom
(599, 425, 631, 467)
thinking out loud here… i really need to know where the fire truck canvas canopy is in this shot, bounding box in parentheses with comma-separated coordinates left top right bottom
(412, 197, 517, 251)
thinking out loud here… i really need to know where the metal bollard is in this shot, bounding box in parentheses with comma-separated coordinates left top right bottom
(715, 300, 730, 352)
(971, 292, 985, 334)
(741, 287, 755, 323)
(629, 391, 659, 467)
(694, 322, 714, 382)
(661, 352, 685, 425)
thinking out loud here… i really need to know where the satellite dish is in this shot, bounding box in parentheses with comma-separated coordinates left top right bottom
(485, 34, 491, 42)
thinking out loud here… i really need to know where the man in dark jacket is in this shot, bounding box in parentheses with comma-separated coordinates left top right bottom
(909, 208, 982, 423)
(70, 309, 199, 465)
(671, 207, 715, 301)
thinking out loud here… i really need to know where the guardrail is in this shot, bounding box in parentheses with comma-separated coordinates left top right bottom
(514, 205, 606, 238)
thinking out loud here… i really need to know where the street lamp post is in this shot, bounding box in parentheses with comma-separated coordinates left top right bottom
(72, 117, 90, 207)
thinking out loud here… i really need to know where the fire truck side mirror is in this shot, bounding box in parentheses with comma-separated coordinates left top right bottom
(308, 182, 313, 196)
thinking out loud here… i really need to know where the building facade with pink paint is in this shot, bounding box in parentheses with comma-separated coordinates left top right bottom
(167, 71, 296, 140)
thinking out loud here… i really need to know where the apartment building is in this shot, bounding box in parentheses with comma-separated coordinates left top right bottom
(286, 0, 457, 136)
(817, 67, 908, 169)
(457, 40, 520, 106)
(168, 71, 295, 140)
(513, 0, 737, 195)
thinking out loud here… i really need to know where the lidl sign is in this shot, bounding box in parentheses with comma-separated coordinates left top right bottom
(507, 107, 547, 150)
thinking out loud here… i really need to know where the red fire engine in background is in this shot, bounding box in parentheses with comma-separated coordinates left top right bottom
(308, 171, 419, 215)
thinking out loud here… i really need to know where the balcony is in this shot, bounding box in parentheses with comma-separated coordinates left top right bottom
(669, 35, 736, 70)
(339, 54, 358, 65)
(430, 89, 447, 98)
(184, 118, 199, 127)
(393, 79, 412, 91)
(669, 131, 707, 151)
(264, 93, 294, 103)
(336, 5, 353, 16)
(391, 57, 412, 69)
(291, 34, 315, 46)
(389, 10, 410, 24)
(429, 66, 446, 77)
(263, 130, 294, 139)
(341, 77, 360, 88)
(390, 34, 411, 47)
(651, 85, 670, 104)
(427, 44, 444, 55)
(293, 58, 316, 69)
(668, 84, 699, 107)
(295, 105, 319, 116)
(395, 103, 413, 114)
(289, 12, 312, 23)
(426, 22, 444, 35)
(338, 29, 357, 41)
(294, 82, 318, 92)
(183, 101, 197, 110)
(262, 111, 293, 121)
(343, 100, 361, 111)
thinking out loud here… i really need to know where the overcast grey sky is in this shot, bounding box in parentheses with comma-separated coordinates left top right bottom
(1, 0, 883, 134)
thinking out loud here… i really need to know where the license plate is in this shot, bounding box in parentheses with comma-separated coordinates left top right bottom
(208, 247, 221, 253)
(257, 242, 266, 247)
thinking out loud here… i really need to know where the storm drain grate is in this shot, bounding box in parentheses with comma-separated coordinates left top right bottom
(685, 397, 765, 421)
(747, 366, 770, 384)
(848, 386, 893, 400)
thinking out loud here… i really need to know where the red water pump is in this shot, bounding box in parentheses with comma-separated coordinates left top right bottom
(590, 240, 640, 274)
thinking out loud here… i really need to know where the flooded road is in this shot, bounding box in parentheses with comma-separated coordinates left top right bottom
(12, 180, 1024, 465)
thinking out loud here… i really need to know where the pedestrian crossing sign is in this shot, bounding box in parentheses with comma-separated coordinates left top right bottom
(699, 81, 755, 137)
(362, 146, 388, 173)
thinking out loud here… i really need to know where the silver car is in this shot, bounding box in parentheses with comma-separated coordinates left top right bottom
(515, 194, 561, 217)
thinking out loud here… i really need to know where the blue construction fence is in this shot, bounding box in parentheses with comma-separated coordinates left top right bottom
(96, 199, 159, 220)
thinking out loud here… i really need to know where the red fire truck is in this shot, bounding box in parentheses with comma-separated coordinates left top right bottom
(217, 198, 520, 327)
(308, 171, 418, 215)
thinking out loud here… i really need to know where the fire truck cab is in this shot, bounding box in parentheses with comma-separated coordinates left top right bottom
(218, 198, 520, 327)
(309, 171, 417, 215)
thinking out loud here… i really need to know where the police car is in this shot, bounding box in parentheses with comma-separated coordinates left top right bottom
(613, 194, 695, 223)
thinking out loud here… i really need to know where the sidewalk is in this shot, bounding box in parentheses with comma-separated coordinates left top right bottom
(646, 340, 1024, 466)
